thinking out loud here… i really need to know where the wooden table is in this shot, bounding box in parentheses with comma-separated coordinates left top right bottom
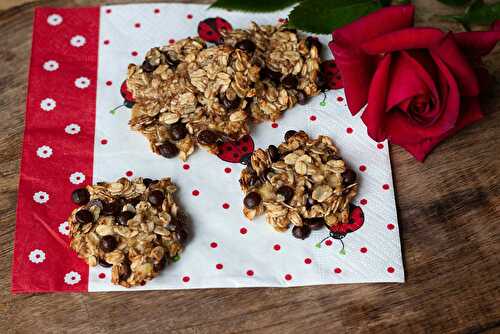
(1, 0, 499, 333)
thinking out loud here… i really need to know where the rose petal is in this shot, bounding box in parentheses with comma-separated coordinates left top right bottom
(333, 4, 415, 46)
(454, 31, 500, 58)
(394, 97, 482, 161)
(330, 4, 415, 115)
(361, 28, 444, 54)
(381, 52, 461, 146)
(361, 54, 392, 142)
(433, 33, 479, 96)
(329, 41, 375, 115)
(385, 51, 439, 117)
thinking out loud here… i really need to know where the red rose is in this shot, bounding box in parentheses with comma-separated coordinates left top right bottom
(329, 5, 500, 161)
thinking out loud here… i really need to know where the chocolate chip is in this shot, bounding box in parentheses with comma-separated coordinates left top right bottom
(281, 75, 298, 89)
(148, 190, 165, 207)
(304, 217, 324, 230)
(177, 228, 188, 244)
(342, 169, 357, 185)
(158, 142, 179, 158)
(305, 36, 322, 52)
(243, 191, 262, 209)
(305, 197, 316, 208)
(292, 225, 311, 240)
(267, 145, 280, 162)
(153, 256, 167, 272)
(221, 95, 240, 110)
(197, 129, 219, 145)
(117, 211, 135, 226)
(88, 198, 104, 209)
(248, 172, 260, 187)
(128, 196, 141, 206)
(277, 185, 294, 203)
(285, 130, 297, 141)
(98, 258, 113, 268)
(297, 91, 307, 105)
(143, 178, 153, 187)
(260, 67, 281, 84)
(102, 201, 122, 216)
(164, 52, 180, 68)
(235, 39, 256, 53)
(99, 235, 118, 252)
(72, 188, 90, 205)
(316, 72, 327, 89)
(170, 122, 187, 141)
(141, 60, 157, 73)
(240, 153, 252, 167)
(119, 263, 132, 281)
(75, 209, 93, 224)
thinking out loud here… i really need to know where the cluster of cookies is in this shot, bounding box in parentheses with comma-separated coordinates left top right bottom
(125, 22, 323, 161)
(67, 23, 360, 288)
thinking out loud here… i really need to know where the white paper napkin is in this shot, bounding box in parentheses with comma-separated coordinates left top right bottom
(90, 3, 404, 291)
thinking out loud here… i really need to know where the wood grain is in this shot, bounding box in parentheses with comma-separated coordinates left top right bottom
(0, 1, 499, 333)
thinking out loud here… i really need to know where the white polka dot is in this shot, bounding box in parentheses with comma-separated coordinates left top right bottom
(69, 172, 85, 184)
(33, 191, 49, 204)
(70, 35, 86, 48)
(28, 249, 46, 264)
(47, 14, 63, 26)
(40, 98, 56, 111)
(58, 221, 70, 236)
(65, 124, 80, 135)
(64, 271, 81, 285)
(43, 60, 59, 72)
(36, 145, 53, 158)
(74, 77, 90, 89)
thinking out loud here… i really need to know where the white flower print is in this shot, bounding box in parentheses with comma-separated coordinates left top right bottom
(40, 98, 56, 111)
(47, 14, 63, 26)
(58, 221, 70, 236)
(43, 60, 59, 72)
(70, 35, 86, 48)
(74, 77, 90, 89)
(64, 271, 81, 285)
(69, 172, 85, 185)
(33, 191, 49, 204)
(65, 124, 80, 135)
(36, 145, 53, 159)
(28, 249, 46, 264)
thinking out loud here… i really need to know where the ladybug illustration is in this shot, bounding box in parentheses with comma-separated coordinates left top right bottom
(316, 204, 365, 254)
(320, 60, 343, 90)
(110, 81, 135, 114)
(217, 134, 255, 164)
(198, 17, 232, 44)
(120, 80, 135, 107)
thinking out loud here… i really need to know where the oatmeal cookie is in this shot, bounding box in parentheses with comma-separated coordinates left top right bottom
(239, 131, 358, 239)
(68, 177, 187, 288)
(125, 23, 322, 161)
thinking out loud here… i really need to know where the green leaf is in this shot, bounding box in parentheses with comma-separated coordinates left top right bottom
(288, 0, 382, 34)
(441, 1, 500, 26)
(437, 0, 470, 6)
(339, 248, 346, 255)
(315, 243, 322, 248)
(464, 1, 500, 25)
(210, 0, 299, 12)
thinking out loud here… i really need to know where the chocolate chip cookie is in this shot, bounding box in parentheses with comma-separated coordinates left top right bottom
(239, 131, 358, 239)
(126, 22, 323, 161)
(68, 177, 187, 288)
